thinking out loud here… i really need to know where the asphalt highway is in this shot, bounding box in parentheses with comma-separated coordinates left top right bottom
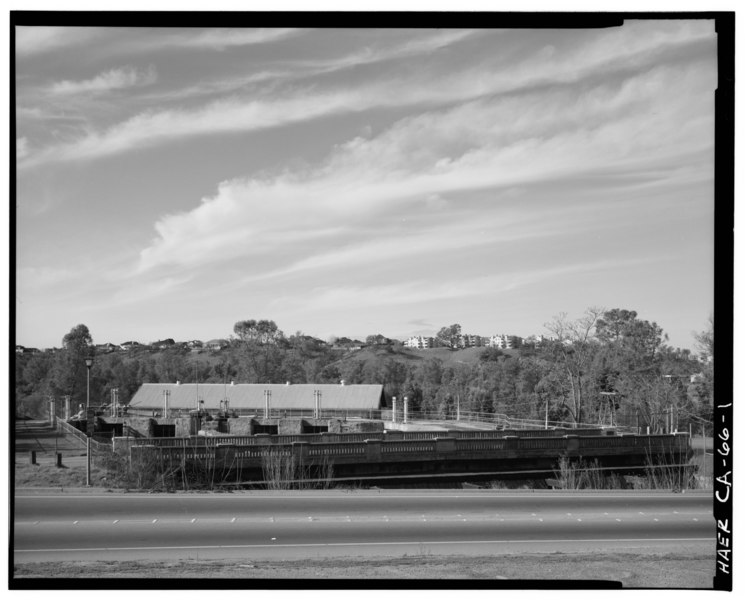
(14, 490, 715, 563)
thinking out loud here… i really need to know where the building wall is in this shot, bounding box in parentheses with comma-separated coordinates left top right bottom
(113, 415, 384, 439)
(227, 417, 253, 435)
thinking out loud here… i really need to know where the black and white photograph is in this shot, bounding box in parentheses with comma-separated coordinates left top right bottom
(9, 5, 734, 591)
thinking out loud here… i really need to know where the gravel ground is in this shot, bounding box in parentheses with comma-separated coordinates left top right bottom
(12, 550, 715, 588)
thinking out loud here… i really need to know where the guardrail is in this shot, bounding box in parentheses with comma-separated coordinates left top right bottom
(56, 420, 109, 452)
(126, 427, 616, 447)
(120, 406, 623, 432)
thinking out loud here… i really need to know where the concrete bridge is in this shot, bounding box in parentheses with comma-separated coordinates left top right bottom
(125, 430, 693, 486)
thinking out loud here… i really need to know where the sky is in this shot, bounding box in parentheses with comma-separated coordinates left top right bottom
(14, 19, 718, 351)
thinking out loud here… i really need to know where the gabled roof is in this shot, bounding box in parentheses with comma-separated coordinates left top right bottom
(128, 383, 384, 411)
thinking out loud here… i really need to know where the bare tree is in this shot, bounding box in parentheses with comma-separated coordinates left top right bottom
(544, 307, 604, 426)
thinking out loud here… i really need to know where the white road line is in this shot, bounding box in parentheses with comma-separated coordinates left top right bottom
(113, 520, 119, 524)
(231, 518, 236, 523)
(16, 492, 705, 500)
(152, 519, 157, 524)
(73, 521, 78, 525)
(191, 518, 197, 523)
(15, 537, 715, 554)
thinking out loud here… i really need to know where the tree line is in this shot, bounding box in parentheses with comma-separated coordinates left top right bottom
(15, 309, 714, 433)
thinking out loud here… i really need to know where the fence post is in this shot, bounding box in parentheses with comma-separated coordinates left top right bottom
(365, 439, 382, 461)
(434, 437, 456, 453)
(292, 442, 309, 462)
(29, 450, 36, 465)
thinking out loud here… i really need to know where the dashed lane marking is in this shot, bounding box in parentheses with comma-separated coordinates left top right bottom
(16, 537, 715, 555)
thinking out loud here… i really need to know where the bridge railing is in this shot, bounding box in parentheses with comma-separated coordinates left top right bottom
(130, 432, 690, 469)
(126, 426, 631, 448)
(56, 419, 109, 452)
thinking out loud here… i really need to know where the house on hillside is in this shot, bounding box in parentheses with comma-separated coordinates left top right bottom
(127, 382, 386, 417)
(487, 334, 523, 349)
(205, 338, 229, 351)
(120, 341, 142, 351)
(458, 334, 484, 348)
(153, 338, 176, 350)
(15, 345, 40, 355)
(95, 343, 119, 354)
(404, 336, 435, 349)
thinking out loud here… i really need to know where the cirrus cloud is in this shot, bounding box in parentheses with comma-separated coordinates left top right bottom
(50, 65, 158, 95)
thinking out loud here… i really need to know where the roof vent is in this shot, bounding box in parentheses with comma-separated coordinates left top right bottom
(286, 381, 291, 386)
(176, 381, 180, 385)
(340, 379, 346, 386)
(231, 381, 235, 386)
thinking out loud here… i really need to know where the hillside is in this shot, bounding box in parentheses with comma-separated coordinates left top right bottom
(329, 344, 518, 369)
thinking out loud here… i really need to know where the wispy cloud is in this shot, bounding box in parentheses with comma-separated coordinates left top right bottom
(15, 26, 105, 56)
(129, 53, 714, 283)
(272, 258, 651, 314)
(285, 29, 480, 74)
(49, 65, 157, 95)
(153, 28, 302, 51)
(17, 22, 714, 171)
(135, 30, 479, 104)
(13, 22, 717, 350)
(16, 137, 29, 159)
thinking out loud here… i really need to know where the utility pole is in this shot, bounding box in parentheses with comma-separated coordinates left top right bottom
(111, 388, 119, 418)
(85, 356, 94, 487)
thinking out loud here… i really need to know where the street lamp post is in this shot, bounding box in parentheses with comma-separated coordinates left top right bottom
(662, 374, 687, 433)
(85, 356, 94, 487)
(599, 392, 618, 427)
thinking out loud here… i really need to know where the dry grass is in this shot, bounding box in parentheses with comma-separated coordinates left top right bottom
(14, 461, 112, 488)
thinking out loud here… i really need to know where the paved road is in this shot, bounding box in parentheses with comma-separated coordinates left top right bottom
(14, 490, 714, 563)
